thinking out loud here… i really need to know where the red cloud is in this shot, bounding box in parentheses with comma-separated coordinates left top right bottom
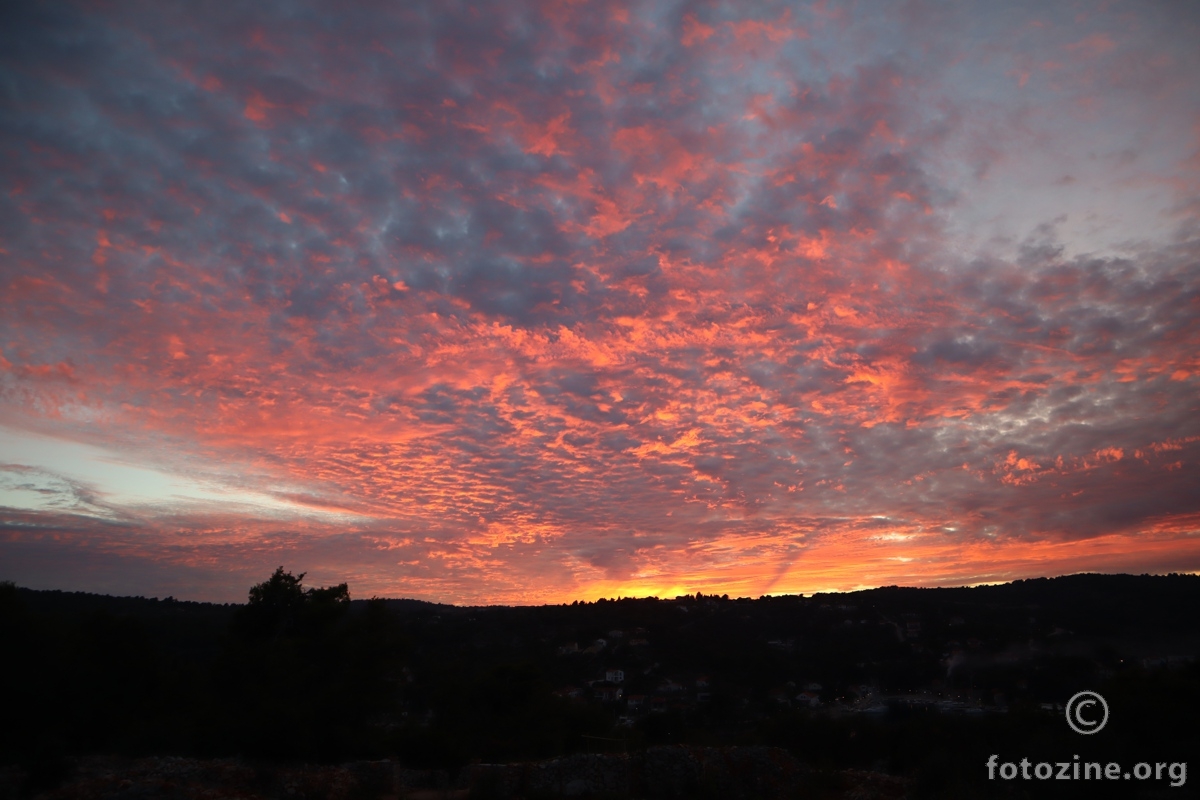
(0, 0, 1197, 603)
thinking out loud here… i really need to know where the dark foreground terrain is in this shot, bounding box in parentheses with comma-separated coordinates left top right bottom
(0, 749, 909, 800)
(2, 572, 1197, 798)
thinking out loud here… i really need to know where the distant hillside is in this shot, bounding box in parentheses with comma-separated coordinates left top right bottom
(3, 572, 1197, 799)
(13, 570, 1199, 617)
(12, 585, 452, 615)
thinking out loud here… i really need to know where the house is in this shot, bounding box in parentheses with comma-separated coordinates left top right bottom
(649, 696, 667, 713)
(694, 675, 710, 688)
(605, 668, 625, 684)
(658, 679, 684, 694)
(557, 642, 579, 656)
(553, 686, 584, 700)
(626, 694, 645, 711)
(582, 638, 607, 655)
(594, 684, 623, 703)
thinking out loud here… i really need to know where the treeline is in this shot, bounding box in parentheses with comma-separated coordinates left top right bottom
(3, 572, 1199, 798)
(2, 570, 399, 764)
(0, 569, 613, 786)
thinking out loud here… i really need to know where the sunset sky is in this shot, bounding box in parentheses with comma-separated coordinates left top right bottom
(2, 0, 1198, 604)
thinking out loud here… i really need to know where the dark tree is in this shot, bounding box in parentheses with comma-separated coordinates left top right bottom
(205, 568, 400, 760)
(237, 567, 349, 639)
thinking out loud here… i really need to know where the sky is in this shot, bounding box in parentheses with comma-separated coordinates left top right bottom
(2, 0, 1198, 604)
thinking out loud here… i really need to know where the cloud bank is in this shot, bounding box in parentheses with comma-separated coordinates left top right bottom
(2, 0, 1198, 602)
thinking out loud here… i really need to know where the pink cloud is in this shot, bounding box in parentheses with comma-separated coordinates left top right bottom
(0, 0, 1197, 602)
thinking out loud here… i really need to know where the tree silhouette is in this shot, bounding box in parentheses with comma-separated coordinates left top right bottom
(247, 566, 308, 608)
(238, 566, 349, 639)
(207, 567, 380, 759)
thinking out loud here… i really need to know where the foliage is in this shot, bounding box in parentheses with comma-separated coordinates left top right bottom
(237, 566, 350, 639)
(1, 572, 1198, 798)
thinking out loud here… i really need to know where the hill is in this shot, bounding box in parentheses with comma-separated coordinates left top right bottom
(2, 573, 1197, 798)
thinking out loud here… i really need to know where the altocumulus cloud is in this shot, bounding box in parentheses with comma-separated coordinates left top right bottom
(1, 0, 1198, 602)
